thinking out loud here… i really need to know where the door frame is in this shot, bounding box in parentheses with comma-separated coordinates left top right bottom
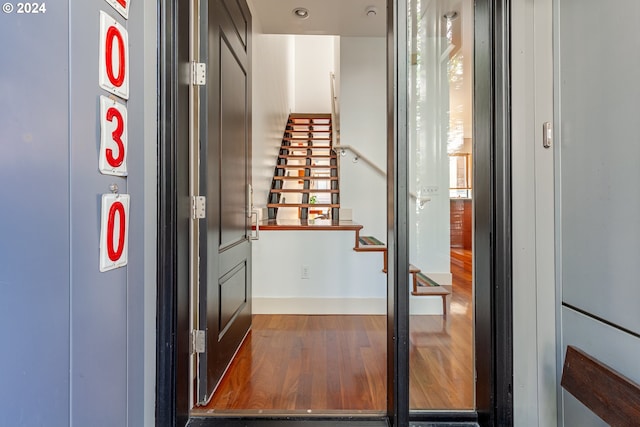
(156, 0, 513, 425)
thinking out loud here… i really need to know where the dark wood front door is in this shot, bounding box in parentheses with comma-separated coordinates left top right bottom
(198, 0, 252, 404)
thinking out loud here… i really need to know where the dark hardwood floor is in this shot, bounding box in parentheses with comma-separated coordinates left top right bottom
(194, 249, 473, 414)
(410, 248, 474, 409)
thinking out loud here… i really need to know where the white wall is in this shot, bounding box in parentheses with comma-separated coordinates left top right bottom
(407, 25, 452, 284)
(250, 35, 420, 315)
(252, 33, 296, 209)
(249, 36, 444, 315)
(339, 37, 387, 240)
(293, 36, 336, 113)
(252, 230, 387, 314)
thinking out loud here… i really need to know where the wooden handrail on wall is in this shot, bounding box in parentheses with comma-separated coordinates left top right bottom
(561, 345, 640, 426)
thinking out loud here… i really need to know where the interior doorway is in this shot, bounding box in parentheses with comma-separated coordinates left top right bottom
(157, 0, 513, 425)
(193, 0, 391, 415)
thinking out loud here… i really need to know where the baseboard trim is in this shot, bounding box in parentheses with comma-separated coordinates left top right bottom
(253, 296, 447, 316)
(252, 297, 386, 315)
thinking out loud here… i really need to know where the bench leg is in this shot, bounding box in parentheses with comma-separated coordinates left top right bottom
(442, 295, 447, 316)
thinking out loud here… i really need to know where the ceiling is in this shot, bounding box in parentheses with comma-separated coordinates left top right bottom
(247, 0, 387, 37)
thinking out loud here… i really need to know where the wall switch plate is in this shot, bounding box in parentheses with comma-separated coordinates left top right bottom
(301, 265, 310, 279)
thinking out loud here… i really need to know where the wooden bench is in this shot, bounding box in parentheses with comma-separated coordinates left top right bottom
(561, 345, 640, 426)
(410, 270, 450, 316)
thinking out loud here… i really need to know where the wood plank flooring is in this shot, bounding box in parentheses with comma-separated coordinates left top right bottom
(410, 248, 474, 409)
(194, 249, 473, 414)
(197, 315, 387, 413)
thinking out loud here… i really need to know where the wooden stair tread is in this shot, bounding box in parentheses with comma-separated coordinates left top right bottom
(358, 236, 385, 246)
(286, 132, 331, 135)
(275, 165, 337, 169)
(283, 137, 332, 141)
(287, 130, 331, 133)
(279, 154, 336, 159)
(415, 273, 450, 294)
(273, 176, 338, 181)
(259, 219, 362, 231)
(284, 145, 333, 149)
(267, 203, 339, 208)
(289, 113, 332, 119)
(412, 287, 450, 296)
(284, 150, 333, 154)
(354, 235, 386, 252)
(269, 189, 339, 193)
(284, 148, 333, 151)
(354, 246, 387, 252)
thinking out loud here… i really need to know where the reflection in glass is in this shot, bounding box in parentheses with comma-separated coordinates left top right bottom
(407, 0, 475, 410)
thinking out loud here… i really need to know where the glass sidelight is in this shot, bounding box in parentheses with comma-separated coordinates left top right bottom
(407, 0, 475, 411)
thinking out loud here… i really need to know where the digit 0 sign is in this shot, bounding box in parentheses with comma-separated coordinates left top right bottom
(99, 11, 129, 100)
(105, 0, 130, 19)
(100, 193, 130, 272)
(99, 96, 128, 176)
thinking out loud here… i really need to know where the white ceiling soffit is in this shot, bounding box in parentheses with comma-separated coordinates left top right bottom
(248, 0, 387, 37)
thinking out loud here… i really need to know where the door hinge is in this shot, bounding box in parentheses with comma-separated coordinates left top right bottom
(192, 196, 206, 219)
(192, 329, 206, 354)
(191, 62, 206, 86)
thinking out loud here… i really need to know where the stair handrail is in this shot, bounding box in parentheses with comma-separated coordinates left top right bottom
(330, 72, 340, 147)
(335, 144, 431, 207)
(330, 73, 429, 207)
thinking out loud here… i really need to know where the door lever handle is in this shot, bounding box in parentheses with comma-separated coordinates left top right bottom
(247, 184, 254, 218)
(250, 209, 259, 240)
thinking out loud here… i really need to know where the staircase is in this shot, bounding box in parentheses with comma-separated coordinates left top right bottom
(264, 113, 448, 315)
(354, 231, 451, 315)
(267, 113, 340, 220)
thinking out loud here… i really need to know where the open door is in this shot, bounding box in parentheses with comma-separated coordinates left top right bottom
(197, 0, 253, 404)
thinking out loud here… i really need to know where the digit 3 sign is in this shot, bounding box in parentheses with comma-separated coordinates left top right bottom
(99, 96, 128, 176)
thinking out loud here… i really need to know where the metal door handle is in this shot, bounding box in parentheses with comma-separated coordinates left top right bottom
(250, 209, 259, 240)
(247, 184, 253, 218)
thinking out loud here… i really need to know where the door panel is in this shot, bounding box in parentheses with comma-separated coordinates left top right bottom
(219, 261, 247, 335)
(198, 0, 252, 404)
(220, 38, 248, 249)
(223, 0, 248, 46)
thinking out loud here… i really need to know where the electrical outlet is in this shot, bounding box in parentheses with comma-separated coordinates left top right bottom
(424, 186, 439, 195)
(301, 265, 310, 279)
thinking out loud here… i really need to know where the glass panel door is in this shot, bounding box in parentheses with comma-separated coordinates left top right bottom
(407, 0, 475, 410)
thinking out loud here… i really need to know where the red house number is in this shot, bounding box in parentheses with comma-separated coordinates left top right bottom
(99, 11, 129, 100)
(99, 96, 128, 176)
(105, 0, 130, 19)
(100, 194, 130, 272)
(99, 6, 130, 272)
(106, 201, 126, 261)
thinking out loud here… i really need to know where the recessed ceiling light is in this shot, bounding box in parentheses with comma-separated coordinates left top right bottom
(366, 6, 377, 17)
(293, 7, 309, 19)
(443, 11, 459, 20)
